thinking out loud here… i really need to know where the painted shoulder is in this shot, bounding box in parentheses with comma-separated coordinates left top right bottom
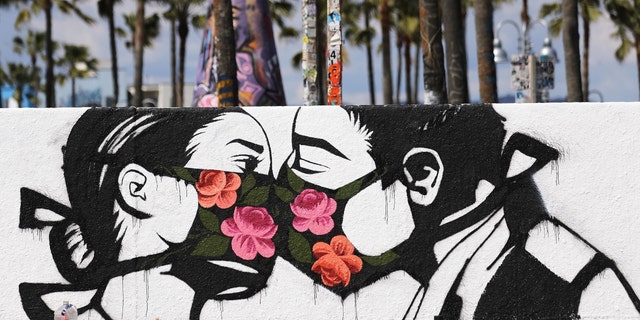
(524, 219, 596, 283)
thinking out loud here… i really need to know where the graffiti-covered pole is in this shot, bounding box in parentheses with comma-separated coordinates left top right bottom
(214, 0, 238, 107)
(327, 0, 342, 105)
(302, 0, 318, 105)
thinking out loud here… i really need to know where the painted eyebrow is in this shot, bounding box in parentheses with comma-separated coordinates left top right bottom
(293, 133, 349, 160)
(226, 139, 264, 154)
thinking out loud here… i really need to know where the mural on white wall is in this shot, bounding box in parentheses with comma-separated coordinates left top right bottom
(4, 104, 640, 319)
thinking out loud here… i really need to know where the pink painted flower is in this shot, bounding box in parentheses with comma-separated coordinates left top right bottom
(221, 206, 278, 260)
(290, 189, 337, 235)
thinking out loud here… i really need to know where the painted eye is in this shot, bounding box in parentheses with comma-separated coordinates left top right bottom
(231, 154, 259, 173)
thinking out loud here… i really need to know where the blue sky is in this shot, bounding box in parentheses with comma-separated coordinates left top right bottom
(0, 0, 638, 106)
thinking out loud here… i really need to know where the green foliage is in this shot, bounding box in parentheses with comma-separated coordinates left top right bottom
(192, 234, 230, 257)
(123, 12, 161, 49)
(361, 250, 400, 266)
(243, 186, 270, 206)
(606, 0, 640, 61)
(199, 207, 221, 233)
(57, 44, 98, 79)
(288, 228, 313, 264)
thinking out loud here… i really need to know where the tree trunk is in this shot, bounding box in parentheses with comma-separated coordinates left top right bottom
(443, 0, 469, 103)
(562, 0, 583, 102)
(45, 0, 54, 107)
(30, 53, 38, 105)
(133, 0, 145, 107)
(302, 0, 318, 105)
(364, 4, 375, 105)
(636, 35, 640, 101)
(316, 0, 326, 105)
(380, 0, 393, 104)
(170, 17, 177, 107)
(414, 44, 419, 103)
(214, 0, 238, 106)
(327, 0, 342, 105)
(581, 10, 590, 102)
(396, 32, 402, 104)
(71, 76, 76, 107)
(404, 37, 412, 104)
(108, 0, 119, 106)
(474, 0, 497, 102)
(521, 0, 530, 26)
(419, 0, 447, 104)
(178, 16, 188, 107)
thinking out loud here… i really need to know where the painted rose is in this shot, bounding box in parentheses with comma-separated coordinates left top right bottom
(195, 170, 241, 209)
(197, 93, 218, 107)
(311, 235, 363, 287)
(221, 206, 278, 260)
(290, 189, 337, 235)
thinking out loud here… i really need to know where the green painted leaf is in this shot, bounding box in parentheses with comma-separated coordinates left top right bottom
(274, 185, 295, 202)
(287, 168, 305, 192)
(361, 250, 399, 266)
(335, 178, 363, 199)
(191, 234, 230, 257)
(243, 186, 270, 206)
(240, 173, 256, 197)
(273, 205, 282, 218)
(198, 207, 220, 233)
(288, 228, 312, 264)
(173, 166, 196, 183)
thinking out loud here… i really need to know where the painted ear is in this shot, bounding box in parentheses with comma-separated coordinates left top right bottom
(402, 147, 443, 206)
(118, 163, 155, 215)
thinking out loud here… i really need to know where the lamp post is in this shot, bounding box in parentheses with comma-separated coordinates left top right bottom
(493, 19, 559, 103)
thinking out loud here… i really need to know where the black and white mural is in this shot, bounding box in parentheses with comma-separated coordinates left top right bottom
(4, 104, 640, 319)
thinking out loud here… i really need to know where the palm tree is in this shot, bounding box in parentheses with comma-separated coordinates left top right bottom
(563, 0, 583, 101)
(380, 0, 393, 104)
(162, 3, 178, 107)
(133, 0, 146, 107)
(57, 44, 98, 107)
(171, 0, 206, 107)
(443, 0, 469, 103)
(123, 11, 160, 106)
(419, 0, 447, 104)
(14, 0, 94, 107)
(540, 0, 600, 102)
(12, 30, 47, 105)
(6, 63, 32, 107)
(605, 0, 640, 100)
(214, 0, 238, 106)
(98, 0, 122, 107)
(473, 0, 498, 102)
(343, 0, 377, 104)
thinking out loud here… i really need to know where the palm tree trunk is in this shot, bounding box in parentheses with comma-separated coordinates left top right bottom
(413, 44, 419, 103)
(636, 35, 640, 101)
(133, 0, 145, 107)
(404, 37, 412, 104)
(214, 0, 238, 106)
(316, 0, 326, 105)
(108, 0, 119, 106)
(474, 0, 498, 102)
(30, 53, 38, 105)
(364, 4, 375, 105)
(562, 0, 583, 101)
(396, 32, 402, 104)
(419, 0, 447, 104)
(443, 0, 469, 103)
(581, 11, 590, 102)
(521, 0, 530, 25)
(45, 0, 54, 107)
(302, 0, 318, 105)
(177, 17, 188, 107)
(380, 0, 393, 104)
(170, 17, 177, 107)
(71, 77, 76, 107)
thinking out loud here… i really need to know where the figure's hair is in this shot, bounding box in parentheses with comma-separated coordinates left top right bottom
(347, 104, 506, 215)
(55, 108, 241, 281)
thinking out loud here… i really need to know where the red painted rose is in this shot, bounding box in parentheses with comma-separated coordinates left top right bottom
(195, 170, 241, 209)
(221, 206, 278, 260)
(311, 235, 363, 287)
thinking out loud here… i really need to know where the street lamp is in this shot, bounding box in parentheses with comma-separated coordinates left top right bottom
(493, 19, 559, 103)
